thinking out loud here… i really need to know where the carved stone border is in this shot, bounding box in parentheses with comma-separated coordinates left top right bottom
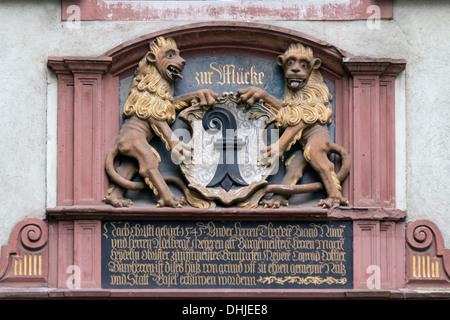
(61, 0, 393, 22)
(406, 220, 450, 288)
(45, 206, 406, 295)
(42, 22, 412, 298)
(4, 216, 450, 297)
(0, 218, 48, 286)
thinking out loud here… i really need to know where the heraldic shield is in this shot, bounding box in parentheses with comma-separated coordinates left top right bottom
(178, 93, 278, 207)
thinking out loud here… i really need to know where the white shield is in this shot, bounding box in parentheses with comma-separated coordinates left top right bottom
(178, 93, 277, 206)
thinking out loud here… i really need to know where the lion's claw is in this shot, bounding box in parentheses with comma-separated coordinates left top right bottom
(103, 196, 134, 208)
(261, 197, 289, 209)
(157, 196, 186, 208)
(318, 196, 349, 208)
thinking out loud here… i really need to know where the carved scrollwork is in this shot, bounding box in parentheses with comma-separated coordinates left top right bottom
(406, 219, 450, 283)
(406, 220, 442, 251)
(19, 221, 48, 251)
(0, 218, 48, 281)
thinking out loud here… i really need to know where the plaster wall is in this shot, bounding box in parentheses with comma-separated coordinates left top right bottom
(0, 0, 449, 247)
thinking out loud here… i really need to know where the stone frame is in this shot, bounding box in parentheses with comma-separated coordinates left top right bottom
(0, 22, 425, 298)
(47, 21, 406, 209)
(61, 0, 394, 21)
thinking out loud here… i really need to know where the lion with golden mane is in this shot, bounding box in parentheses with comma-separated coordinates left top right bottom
(238, 43, 350, 208)
(104, 36, 218, 208)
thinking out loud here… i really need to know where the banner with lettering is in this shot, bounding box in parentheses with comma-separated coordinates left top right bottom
(175, 56, 285, 99)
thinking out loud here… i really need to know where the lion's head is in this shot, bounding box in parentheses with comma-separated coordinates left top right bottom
(122, 36, 186, 123)
(274, 43, 333, 129)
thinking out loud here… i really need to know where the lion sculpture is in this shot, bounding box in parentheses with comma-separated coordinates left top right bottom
(238, 43, 350, 208)
(104, 36, 218, 208)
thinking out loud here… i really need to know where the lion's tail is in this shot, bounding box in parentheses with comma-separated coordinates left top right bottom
(105, 150, 216, 208)
(265, 142, 350, 195)
(105, 146, 147, 191)
(329, 142, 351, 183)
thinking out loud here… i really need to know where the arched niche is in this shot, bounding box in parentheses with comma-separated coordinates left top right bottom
(106, 22, 350, 80)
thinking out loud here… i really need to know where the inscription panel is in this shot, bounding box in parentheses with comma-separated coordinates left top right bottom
(101, 221, 353, 289)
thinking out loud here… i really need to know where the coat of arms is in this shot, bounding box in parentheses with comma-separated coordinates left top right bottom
(177, 93, 277, 207)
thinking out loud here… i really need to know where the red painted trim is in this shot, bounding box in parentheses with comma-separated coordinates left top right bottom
(353, 220, 405, 289)
(0, 219, 48, 286)
(46, 205, 406, 221)
(74, 221, 102, 288)
(406, 220, 450, 287)
(62, 0, 393, 21)
(48, 220, 74, 289)
(48, 57, 113, 206)
(343, 58, 405, 207)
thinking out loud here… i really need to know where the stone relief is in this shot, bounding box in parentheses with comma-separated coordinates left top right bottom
(104, 37, 218, 208)
(237, 43, 350, 208)
(104, 38, 350, 209)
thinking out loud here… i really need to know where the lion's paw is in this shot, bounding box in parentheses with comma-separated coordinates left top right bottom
(262, 196, 289, 209)
(103, 196, 134, 208)
(318, 196, 349, 209)
(156, 196, 187, 208)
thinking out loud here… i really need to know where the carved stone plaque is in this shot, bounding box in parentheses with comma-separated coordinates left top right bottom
(101, 220, 353, 289)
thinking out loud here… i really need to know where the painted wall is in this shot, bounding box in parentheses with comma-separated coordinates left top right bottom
(0, 0, 449, 247)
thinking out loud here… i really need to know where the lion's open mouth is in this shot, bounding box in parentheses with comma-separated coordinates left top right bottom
(167, 65, 183, 80)
(288, 79, 306, 89)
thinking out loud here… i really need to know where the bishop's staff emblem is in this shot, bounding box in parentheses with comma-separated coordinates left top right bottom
(202, 107, 248, 192)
